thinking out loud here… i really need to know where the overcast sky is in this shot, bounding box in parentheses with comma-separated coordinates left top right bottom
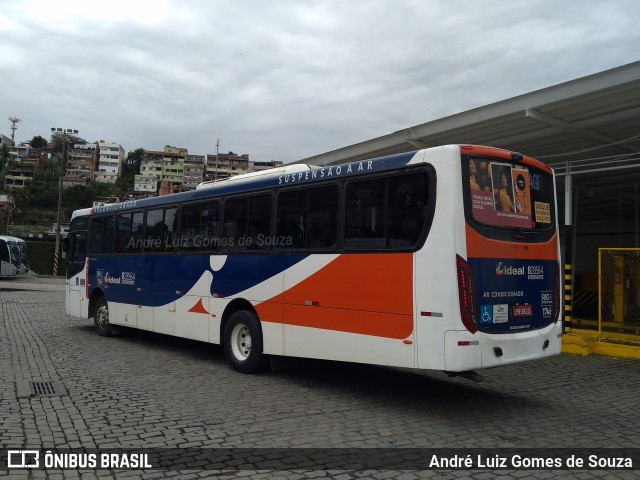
(1, 0, 639, 163)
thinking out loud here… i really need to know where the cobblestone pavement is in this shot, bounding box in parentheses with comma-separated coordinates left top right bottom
(0, 282, 639, 479)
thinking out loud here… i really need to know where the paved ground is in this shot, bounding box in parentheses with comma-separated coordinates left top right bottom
(0, 277, 639, 479)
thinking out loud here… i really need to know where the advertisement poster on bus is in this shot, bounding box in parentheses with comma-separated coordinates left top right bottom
(468, 159, 533, 229)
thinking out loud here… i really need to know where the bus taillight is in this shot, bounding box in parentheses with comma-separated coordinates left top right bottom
(456, 255, 478, 333)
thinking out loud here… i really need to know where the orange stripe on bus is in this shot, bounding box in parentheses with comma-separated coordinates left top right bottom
(465, 226, 558, 260)
(459, 145, 552, 174)
(256, 253, 414, 339)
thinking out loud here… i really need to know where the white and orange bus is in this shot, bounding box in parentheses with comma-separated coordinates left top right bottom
(65, 145, 561, 375)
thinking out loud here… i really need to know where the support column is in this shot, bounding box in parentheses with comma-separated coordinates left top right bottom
(564, 170, 573, 333)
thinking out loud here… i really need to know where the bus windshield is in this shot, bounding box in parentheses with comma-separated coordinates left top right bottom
(19, 244, 28, 265)
(8, 242, 21, 266)
(466, 156, 555, 231)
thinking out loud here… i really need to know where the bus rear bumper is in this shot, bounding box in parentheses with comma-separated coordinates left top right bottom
(444, 323, 562, 371)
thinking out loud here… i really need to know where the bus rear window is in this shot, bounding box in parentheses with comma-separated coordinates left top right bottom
(465, 156, 554, 230)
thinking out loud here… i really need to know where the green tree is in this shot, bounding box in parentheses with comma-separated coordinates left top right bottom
(0, 144, 11, 171)
(50, 131, 87, 154)
(29, 135, 48, 149)
(116, 148, 144, 197)
(63, 185, 94, 212)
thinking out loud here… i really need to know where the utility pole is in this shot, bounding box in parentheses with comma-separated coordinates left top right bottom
(215, 138, 220, 181)
(51, 127, 78, 276)
(6, 195, 14, 235)
(8, 116, 21, 144)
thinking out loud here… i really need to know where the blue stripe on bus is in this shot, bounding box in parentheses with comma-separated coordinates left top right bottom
(92, 253, 308, 307)
(468, 258, 557, 334)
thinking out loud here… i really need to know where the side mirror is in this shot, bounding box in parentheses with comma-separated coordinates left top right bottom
(62, 237, 70, 253)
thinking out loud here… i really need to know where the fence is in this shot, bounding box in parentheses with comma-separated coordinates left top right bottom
(599, 248, 640, 344)
(26, 240, 66, 277)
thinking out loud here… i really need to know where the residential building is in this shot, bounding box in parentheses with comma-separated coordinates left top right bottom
(66, 143, 97, 182)
(204, 152, 250, 181)
(95, 141, 125, 184)
(134, 175, 159, 195)
(183, 154, 205, 191)
(159, 146, 187, 195)
(251, 160, 284, 172)
(3, 163, 34, 190)
(134, 151, 163, 196)
(10, 144, 30, 162)
(21, 150, 47, 174)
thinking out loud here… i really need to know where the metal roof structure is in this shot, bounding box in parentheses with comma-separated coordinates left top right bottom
(297, 61, 640, 237)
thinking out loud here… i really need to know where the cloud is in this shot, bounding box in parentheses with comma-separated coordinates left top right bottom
(1, 0, 639, 163)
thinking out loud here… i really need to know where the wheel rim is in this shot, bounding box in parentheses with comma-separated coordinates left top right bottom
(230, 323, 251, 361)
(96, 305, 109, 329)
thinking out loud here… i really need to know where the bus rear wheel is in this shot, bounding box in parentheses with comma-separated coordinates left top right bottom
(94, 296, 113, 337)
(224, 310, 268, 373)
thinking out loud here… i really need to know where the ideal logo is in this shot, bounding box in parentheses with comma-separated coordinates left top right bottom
(495, 261, 524, 276)
(103, 272, 122, 285)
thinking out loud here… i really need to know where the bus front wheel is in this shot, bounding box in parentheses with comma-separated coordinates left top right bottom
(94, 296, 113, 337)
(224, 310, 268, 373)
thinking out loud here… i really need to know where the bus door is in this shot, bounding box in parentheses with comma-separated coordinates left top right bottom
(17, 241, 29, 273)
(142, 207, 179, 335)
(67, 230, 89, 317)
(106, 211, 145, 329)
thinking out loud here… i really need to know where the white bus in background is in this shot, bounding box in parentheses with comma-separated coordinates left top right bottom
(0, 236, 29, 277)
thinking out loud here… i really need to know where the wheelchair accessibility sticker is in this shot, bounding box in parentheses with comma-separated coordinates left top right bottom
(480, 305, 493, 323)
(480, 304, 508, 324)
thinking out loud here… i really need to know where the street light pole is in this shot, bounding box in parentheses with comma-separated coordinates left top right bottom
(51, 127, 78, 276)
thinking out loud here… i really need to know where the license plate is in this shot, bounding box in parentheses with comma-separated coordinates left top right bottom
(512, 304, 532, 317)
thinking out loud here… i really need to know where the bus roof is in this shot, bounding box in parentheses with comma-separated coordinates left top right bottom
(196, 164, 312, 190)
(75, 149, 422, 218)
(0, 235, 26, 243)
(71, 144, 550, 219)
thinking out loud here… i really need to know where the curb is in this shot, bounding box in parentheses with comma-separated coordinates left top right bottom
(562, 330, 640, 360)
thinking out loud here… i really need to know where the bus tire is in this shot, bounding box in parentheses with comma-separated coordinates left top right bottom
(224, 310, 268, 373)
(94, 296, 113, 337)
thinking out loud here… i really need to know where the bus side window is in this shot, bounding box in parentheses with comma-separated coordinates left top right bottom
(115, 213, 130, 253)
(201, 201, 219, 251)
(89, 217, 105, 254)
(103, 216, 114, 254)
(130, 212, 144, 253)
(247, 194, 272, 251)
(344, 173, 429, 250)
(116, 213, 143, 253)
(308, 185, 338, 249)
(72, 232, 88, 263)
(345, 179, 386, 248)
(180, 203, 201, 251)
(163, 207, 178, 252)
(145, 209, 164, 253)
(277, 189, 306, 249)
(387, 173, 428, 247)
(223, 197, 248, 250)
